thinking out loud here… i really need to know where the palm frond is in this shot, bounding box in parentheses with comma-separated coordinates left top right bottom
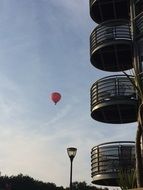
(117, 169, 136, 190)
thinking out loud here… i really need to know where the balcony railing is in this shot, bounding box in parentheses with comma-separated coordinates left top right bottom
(90, 20, 132, 54)
(91, 75, 137, 108)
(90, 75, 138, 123)
(91, 141, 135, 186)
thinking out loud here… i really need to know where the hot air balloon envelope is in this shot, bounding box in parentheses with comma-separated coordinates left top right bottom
(51, 92, 61, 104)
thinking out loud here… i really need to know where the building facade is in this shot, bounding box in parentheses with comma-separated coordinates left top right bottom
(89, 0, 143, 186)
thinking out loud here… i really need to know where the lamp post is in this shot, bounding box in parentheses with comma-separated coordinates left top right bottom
(67, 147, 77, 190)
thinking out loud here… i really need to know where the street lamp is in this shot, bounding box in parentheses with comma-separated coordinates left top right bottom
(67, 147, 77, 190)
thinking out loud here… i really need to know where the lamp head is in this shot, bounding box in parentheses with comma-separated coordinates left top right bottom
(67, 147, 77, 161)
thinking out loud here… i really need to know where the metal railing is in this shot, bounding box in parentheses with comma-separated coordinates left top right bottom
(91, 141, 135, 177)
(90, 20, 132, 54)
(90, 75, 137, 109)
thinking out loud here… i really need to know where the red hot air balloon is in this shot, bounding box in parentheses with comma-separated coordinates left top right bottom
(51, 92, 61, 105)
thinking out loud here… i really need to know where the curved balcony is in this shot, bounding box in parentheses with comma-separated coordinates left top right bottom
(91, 141, 135, 186)
(90, 20, 133, 72)
(90, 75, 138, 124)
(90, 0, 130, 24)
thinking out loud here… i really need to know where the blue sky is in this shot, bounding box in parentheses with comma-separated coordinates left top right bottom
(0, 0, 137, 188)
